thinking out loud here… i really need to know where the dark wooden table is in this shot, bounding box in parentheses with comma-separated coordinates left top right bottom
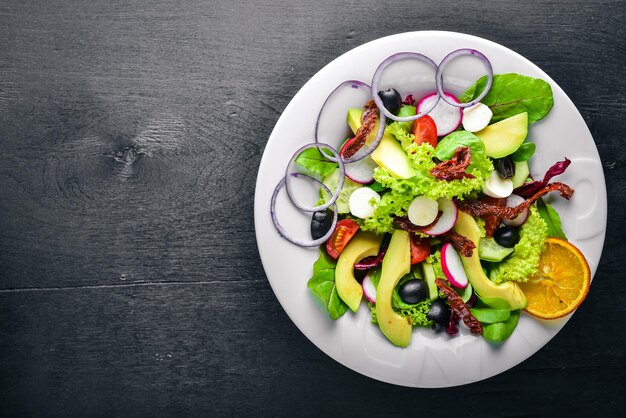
(1, 0, 624, 416)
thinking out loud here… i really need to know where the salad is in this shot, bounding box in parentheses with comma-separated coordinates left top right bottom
(270, 49, 590, 347)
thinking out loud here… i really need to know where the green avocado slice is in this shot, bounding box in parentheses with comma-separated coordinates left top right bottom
(453, 212, 527, 310)
(376, 229, 413, 347)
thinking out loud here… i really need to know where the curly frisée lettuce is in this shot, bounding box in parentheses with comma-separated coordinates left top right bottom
(359, 123, 492, 234)
(489, 206, 548, 284)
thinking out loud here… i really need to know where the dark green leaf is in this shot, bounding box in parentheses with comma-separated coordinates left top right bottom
(482, 310, 520, 343)
(536, 198, 568, 240)
(295, 147, 338, 177)
(307, 250, 348, 319)
(459, 74, 554, 124)
(511, 142, 536, 162)
(396, 105, 416, 133)
(434, 131, 485, 161)
(368, 181, 386, 192)
(470, 307, 511, 324)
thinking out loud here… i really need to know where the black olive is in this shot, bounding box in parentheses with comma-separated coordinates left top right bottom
(398, 279, 428, 304)
(310, 210, 333, 240)
(493, 225, 520, 248)
(377, 88, 402, 115)
(427, 300, 451, 332)
(493, 156, 515, 179)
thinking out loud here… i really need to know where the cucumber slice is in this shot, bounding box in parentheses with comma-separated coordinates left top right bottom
(321, 168, 362, 213)
(479, 237, 514, 262)
(422, 262, 438, 301)
(511, 160, 530, 189)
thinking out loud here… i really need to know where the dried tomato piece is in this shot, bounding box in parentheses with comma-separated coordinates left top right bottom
(430, 146, 475, 181)
(439, 231, 476, 257)
(435, 279, 483, 335)
(342, 100, 378, 158)
(392, 213, 442, 234)
(456, 182, 574, 219)
(480, 196, 506, 237)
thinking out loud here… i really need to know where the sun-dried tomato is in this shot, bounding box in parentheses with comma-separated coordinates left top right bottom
(480, 196, 506, 237)
(435, 279, 483, 335)
(392, 213, 442, 233)
(439, 231, 476, 257)
(429, 146, 475, 181)
(342, 100, 378, 158)
(456, 182, 574, 219)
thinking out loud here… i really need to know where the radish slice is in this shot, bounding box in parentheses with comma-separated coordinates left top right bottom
(348, 187, 380, 219)
(423, 198, 458, 236)
(503, 194, 529, 227)
(441, 243, 469, 289)
(462, 102, 493, 132)
(416, 92, 462, 136)
(340, 138, 377, 184)
(362, 273, 377, 303)
(407, 196, 439, 226)
(483, 171, 513, 198)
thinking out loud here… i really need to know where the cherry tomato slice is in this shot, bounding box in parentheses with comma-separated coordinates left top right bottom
(410, 234, 431, 264)
(412, 114, 438, 148)
(326, 219, 359, 259)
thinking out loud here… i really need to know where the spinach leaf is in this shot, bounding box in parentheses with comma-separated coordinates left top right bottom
(396, 105, 416, 133)
(511, 142, 536, 162)
(537, 198, 568, 240)
(295, 147, 338, 177)
(470, 307, 511, 324)
(459, 74, 554, 124)
(307, 249, 348, 319)
(368, 181, 386, 192)
(482, 310, 520, 343)
(434, 131, 485, 161)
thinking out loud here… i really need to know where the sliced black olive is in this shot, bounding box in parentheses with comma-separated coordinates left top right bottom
(427, 300, 451, 332)
(398, 279, 428, 304)
(493, 225, 520, 248)
(377, 88, 402, 115)
(310, 210, 333, 240)
(493, 156, 515, 179)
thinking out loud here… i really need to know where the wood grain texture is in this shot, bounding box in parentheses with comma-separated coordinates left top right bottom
(1, 0, 625, 416)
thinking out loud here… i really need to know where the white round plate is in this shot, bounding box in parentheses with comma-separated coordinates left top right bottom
(254, 31, 606, 387)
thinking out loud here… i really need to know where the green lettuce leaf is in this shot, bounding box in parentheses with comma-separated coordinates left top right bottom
(307, 249, 348, 319)
(537, 198, 567, 240)
(295, 147, 338, 177)
(489, 205, 548, 283)
(459, 73, 554, 124)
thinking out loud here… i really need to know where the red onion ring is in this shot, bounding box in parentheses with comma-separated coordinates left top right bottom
(271, 175, 338, 247)
(436, 48, 493, 108)
(371, 52, 440, 122)
(314, 80, 386, 164)
(285, 142, 344, 212)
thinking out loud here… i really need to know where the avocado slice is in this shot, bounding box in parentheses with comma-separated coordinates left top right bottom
(475, 112, 528, 158)
(370, 135, 418, 179)
(376, 229, 413, 347)
(346, 108, 380, 146)
(335, 231, 384, 312)
(452, 212, 527, 310)
(347, 108, 417, 179)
